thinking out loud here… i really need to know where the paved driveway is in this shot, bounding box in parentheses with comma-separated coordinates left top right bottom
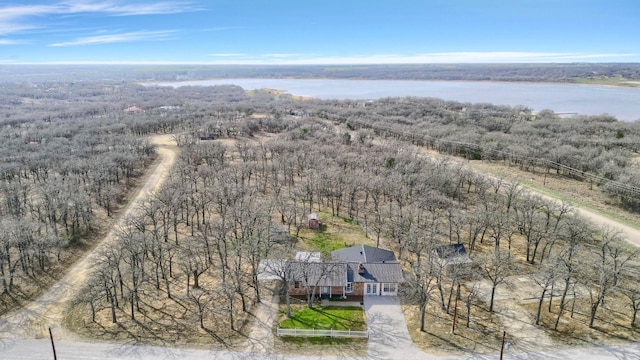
(363, 296, 433, 360)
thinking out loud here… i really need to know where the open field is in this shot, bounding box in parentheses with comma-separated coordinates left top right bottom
(574, 77, 640, 87)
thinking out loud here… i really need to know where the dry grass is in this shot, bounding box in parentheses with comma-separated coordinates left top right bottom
(65, 272, 250, 349)
(469, 159, 640, 228)
(0, 168, 153, 317)
(406, 136, 640, 229)
(403, 293, 506, 356)
(520, 298, 640, 346)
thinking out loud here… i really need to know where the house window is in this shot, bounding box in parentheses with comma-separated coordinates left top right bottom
(366, 283, 378, 295)
(294, 281, 300, 289)
(345, 282, 353, 293)
(383, 283, 397, 293)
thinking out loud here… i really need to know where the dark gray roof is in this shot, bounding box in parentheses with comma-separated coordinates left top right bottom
(434, 244, 468, 258)
(433, 244, 472, 265)
(347, 262, 404, 283)
(287, 262, 347, 287)
(332, 244, 398, 263)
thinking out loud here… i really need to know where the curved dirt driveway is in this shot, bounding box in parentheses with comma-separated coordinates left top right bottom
(568, 204, 640, 248)
(0, 135, 177, 341)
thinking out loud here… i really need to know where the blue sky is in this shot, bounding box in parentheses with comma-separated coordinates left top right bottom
(1, 0, 638, 64)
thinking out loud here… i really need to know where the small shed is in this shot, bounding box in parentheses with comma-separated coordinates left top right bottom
(308, 213, 321, 229)
(433, 244, 473, 277)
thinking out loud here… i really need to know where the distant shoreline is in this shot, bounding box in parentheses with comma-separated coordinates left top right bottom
(3, 63, 640, 87)
(147, 78, 640, 121)
(145, 77, 640, 89)
(144, 77, 640, 93)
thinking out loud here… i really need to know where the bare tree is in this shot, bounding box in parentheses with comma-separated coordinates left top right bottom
(534, 254, 561, 325)
(179, 237, 210, 296)
(479, 249, 513, 312)
(622, 282, 640, 328)
(514, 194, 547, 264)
(186, 287, 213, 329)
(553, 218, 590, 330)
(401, 208, 442, 332)
(587, 228, 638, 328)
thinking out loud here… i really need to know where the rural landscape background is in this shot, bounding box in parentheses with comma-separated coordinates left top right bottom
(0, 63, 640, 360)
(2, 0, 640, 359)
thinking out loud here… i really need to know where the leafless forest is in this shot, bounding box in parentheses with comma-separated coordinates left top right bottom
(1, 79, 639, 345)
(2, 63, 640, 82)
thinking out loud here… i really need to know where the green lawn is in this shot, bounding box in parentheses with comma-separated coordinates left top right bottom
(297, 211, 376, 256)
(280, 305, 366, 331)
(304, 231, 348, 255)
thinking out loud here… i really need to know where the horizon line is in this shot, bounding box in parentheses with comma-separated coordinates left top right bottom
(3, 61, 640, 66)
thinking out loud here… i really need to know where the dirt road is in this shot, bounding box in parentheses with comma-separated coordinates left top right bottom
(558, 200, 640, 248)
(477, 170, 640, 248)
(0, 135, 177, 341)
(415, 142, 640, 249)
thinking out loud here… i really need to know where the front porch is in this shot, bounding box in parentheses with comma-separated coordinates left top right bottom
(321, 295, 364, 307)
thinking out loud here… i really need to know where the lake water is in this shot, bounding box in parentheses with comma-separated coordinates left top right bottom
(151, 79, 640, 122)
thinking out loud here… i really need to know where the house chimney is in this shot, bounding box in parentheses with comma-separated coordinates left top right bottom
(358, 263, 365, 274)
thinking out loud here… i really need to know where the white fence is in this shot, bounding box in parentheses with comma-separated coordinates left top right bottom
(277, 328, 368, 338)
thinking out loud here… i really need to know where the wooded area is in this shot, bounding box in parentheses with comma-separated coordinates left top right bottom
(2, 63, 640, 83)
(1, 79, 639, 348)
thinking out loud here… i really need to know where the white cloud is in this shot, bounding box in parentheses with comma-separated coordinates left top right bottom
(0, 1, 200, 36)
(208, 52, 637, 65)
(0, 5, 60, 21)
(0, 23, 36, 36)
(0, 4, 56, 35)
(0, 39, 21, 45)
(49, 30, 178, 46)
(63, 1, 204, 16)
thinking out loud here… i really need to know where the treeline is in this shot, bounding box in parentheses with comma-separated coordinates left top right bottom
(0, 118, 156, 299)
(296, 97, 640, 211)
(0, 82, 249, 308)
(3, 63, 640, 83)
